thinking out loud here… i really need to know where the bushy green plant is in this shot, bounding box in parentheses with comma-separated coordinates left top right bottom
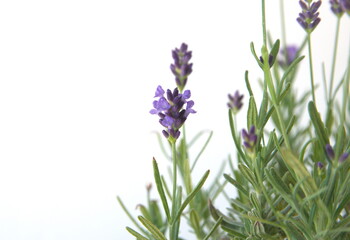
(119, 1, 350, 239)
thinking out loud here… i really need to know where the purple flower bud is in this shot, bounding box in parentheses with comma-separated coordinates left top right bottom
(228, 90, 244, 113)
(339, 152, 349, 162)
(297, 0, 322, 32)
(170, 43, 193, 92)
(325, 144, 335, 159)
(317, 162, 325, 169)
(242, 126, 257, 153)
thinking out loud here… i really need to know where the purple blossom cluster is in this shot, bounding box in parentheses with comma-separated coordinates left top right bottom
(228, 91, 244, 113)
(150, 86, 196, 141)
(170, 43, 193, 92)
(297, 0, 322, 32)
(242, 126, 257, 153)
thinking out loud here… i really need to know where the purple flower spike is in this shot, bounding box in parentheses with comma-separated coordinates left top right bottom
(151, 85, 196, 142)
(170, 43, 193, 92)
(325, 144, 335, 160)
(279, 45, 298, 68)
(340, 0, 350, 15)
(242, 126, 257, 153)
(297, 0, 322, 32)
(228, 90, 244, 114)
(330, 0, 345, 16)
(339, 152, 349, 162)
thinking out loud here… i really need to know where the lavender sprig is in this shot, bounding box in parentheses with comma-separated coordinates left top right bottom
(242, 126, 257, 153)
(330, 0, 345, 16)
(297, 0, 322, 32)
(170, 43, 193, 92)
(228, 91, 244, 114)
(150, 85, 196, 142)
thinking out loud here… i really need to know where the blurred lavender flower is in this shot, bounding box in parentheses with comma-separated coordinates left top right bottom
(325, 144, 336, 159)
(317, 161, 325, 169)
(339, 152, 349, 162)
(325, 144, 349, 162)
(228, 90, 244, 113)
(340, 0, 350, 14)
(279, 45, 298, 68)
(150, 85, 196, 142)
(170, 43, 193, 92)
(330, 0, 345, 16)
(297, 0, 322, 32)
(242, 126, 257, 153)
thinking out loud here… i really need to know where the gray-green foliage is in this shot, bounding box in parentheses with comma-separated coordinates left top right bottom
(119, 1, 350, 239)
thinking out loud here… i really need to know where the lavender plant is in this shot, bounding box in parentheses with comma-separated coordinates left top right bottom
(119, 0, 350, 239)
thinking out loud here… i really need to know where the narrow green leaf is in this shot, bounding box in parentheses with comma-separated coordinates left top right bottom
(269, 39, 280, 67)
(191, 130, 213, 171)
(223, 174, 249, 197)
(138, 216, 167, 240)
(280, 56, 305, 86)
(277, 82, 291, 103)
(308, 101, 329, 147)
(245, 71, 254, 97)
(173, 170, 210, 222)
(152, 158, 171, 221)
(189, 210, 201, 237)
(126, 227, 149, 240)
(228, 110, 249, 167)
(281, 149, 318, 196)
(250, 42, 263, 68)
(238, 164, 257, 188)
(117, 196, 149, 237)
(247, 96, 258, 129)
(203, 216, 223, 240)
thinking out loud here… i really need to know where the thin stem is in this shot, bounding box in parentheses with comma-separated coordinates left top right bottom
(307, 33, 316, 105)
(280, 0, 287, 50)
(262, 0, 267, 47)
(170, 141, 177, 240)
(329, 17, 342, 100)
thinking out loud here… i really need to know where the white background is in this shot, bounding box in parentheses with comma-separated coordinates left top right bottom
(0, 1, 349, 239)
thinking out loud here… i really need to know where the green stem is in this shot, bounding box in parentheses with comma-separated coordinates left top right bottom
(307, 33, 316, 105)
(329, 17, 342, 101)
(279, 0, 287, 51)
(170, 142, 177, 240)
(261, 0, 267, 47)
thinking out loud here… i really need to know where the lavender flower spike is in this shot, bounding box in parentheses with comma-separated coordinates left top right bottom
(170, 43, 193, 92)
(330, 0, 345, 16)
(340, 0, 350, 15)
(242, 126, 257, 153)
(150, 85, 196, 142)
(279, 45, 298, 68)
(228, 90, 244, 113)
(297, 0, 322, 32)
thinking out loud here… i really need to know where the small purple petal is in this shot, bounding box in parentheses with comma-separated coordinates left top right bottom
(154, 85, 165, 97)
